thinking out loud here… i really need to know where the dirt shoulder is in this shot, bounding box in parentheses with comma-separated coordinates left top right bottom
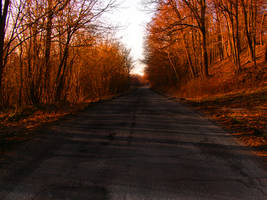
(1, 87, 266, 200)
(0, 95, 118, 153)
(181, 87, 267, 156)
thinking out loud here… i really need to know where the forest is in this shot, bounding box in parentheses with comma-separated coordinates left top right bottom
(144, 0, 267, 146)
(0, 0, 266, 140)
(0, 0, 131, 109)
(144, 0, 266, 96)
(0, 1, 266, 197)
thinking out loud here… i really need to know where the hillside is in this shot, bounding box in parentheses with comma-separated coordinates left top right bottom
(176, 46, 267, 98)
(171, 46, 267, 156)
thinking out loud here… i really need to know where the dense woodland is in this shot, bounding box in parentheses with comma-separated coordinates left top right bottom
(144, 0, 267, 94)
(0, 0, 131, 109)
(0, 0, 266, 109)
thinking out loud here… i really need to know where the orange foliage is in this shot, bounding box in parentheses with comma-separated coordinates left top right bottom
(145, 0, 267, 92)
(0, 0, 131, 108)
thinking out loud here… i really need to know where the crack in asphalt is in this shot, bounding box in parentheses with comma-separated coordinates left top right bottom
(0, 87, 266, 200)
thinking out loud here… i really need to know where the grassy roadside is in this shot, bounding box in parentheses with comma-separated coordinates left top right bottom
(163, 47, 267, 156)
(182, 87, 267, 156)
(0, 95, 117, 153)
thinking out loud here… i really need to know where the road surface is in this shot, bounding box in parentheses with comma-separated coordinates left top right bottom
(0, 87, 266, 199)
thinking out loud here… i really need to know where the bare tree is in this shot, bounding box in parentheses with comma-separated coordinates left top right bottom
(240, 0, 257, 66)
(54, 0, 116, 101)
(164, 0, 209, 77)
(0, 0, 10, 90)
(217, 0, 242, 72)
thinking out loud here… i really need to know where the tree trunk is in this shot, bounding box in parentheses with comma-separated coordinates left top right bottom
(55, 32, 71, 101)
(241, 0, 256, 66)
(0, 0, 10, 91)
(234, 1, 241, 72)
(182, 32, 196, 78)
(44, 0, 53, 102)
(260, 14, 266, 45)
(217, 11, 225, 61)
(201, 27, 209, 78)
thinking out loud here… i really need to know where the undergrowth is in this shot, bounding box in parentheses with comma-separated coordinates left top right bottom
(172, 46, 267, 155)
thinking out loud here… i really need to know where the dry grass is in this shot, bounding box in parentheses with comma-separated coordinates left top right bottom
(0, 95, 115, 152)
(174, 46, 267, 156)
(176, 46, 267, 99)
(184, 87, 267, 156)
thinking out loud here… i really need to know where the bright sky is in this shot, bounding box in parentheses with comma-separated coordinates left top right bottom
(104, 0, 155, 75)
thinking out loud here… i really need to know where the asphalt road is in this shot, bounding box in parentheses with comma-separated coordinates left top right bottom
(0, 87, 266, 200)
